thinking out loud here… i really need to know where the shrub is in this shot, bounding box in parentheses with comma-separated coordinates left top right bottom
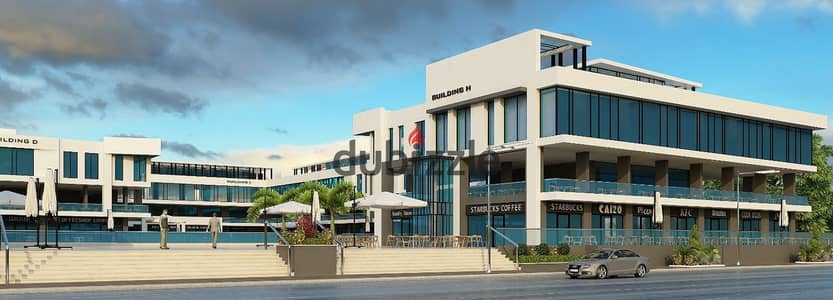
(517, 244, 530, 256)
(536, 243, 550, 256)
(557, 243, 571, 255)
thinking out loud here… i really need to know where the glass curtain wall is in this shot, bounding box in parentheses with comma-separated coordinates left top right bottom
(504, 95, 527, 142)
(435, 113, 448, 153)
(540, 86, 813, 165)
(394, 157, 454, 236)
(456, 107, 471, 151)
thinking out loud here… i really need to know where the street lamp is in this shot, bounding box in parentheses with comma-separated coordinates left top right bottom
(485, 143, 520, 274)
(735, 169, 779, 266)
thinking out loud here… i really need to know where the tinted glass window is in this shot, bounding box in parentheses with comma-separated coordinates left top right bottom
(642, 102, 660, 145)
(679, 109, 697, 150)
(556, 88, 570, 135)
(618, 98, 639, 143)
(572, 90, 591, 137)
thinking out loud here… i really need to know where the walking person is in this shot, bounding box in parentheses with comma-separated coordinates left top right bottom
(208, 212, 221, 249)
(160, 209, 170, 249)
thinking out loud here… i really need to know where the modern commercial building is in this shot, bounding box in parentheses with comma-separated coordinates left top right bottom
(0, 29, 827, 246)
(350, 29, 827, 245)
(0, 128, 368, 232)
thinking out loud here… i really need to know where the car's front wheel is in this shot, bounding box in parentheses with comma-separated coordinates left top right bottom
(596, 266, 608, 279)
(634, 264, 647, 278)
(568, 275, 579, 279)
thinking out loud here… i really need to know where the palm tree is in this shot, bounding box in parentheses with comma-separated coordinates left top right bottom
(247, 188, 282, 222)
(325, 181, 363, 233)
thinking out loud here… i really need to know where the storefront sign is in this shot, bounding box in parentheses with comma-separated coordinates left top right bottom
(431, 85, 471, 101)
(634, 206, 653, 217)
(741, 211, 762, 219)
(5, 215, 105, 224)
(708, 209, 728, 218)
(672, 207, 697, 217)
(466, 202, 525, 216)
(391, 210, 414, 218)
(546, 202, 584, 213)
(227, 180, 251, 185)
(594, 204, 623, 215)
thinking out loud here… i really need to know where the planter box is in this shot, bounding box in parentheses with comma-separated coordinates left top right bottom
(668, 264, 726, 268)
(276, 245, 337, 278)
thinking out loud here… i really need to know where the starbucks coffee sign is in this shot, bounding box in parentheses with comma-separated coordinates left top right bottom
(547, 202, 584, 213)
(467, 202, 525, 216)
(709, 209, 728, 218)
(741, 211, 762, 219)
(595, 204, 623, 215)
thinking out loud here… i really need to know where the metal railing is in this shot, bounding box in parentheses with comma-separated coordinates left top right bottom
(265, 222, 292, 277)
(1, 215, 10, 285)
(468, 181, 526, 198)
(544, 178, 809, 206)
(488, 225, 519, 271)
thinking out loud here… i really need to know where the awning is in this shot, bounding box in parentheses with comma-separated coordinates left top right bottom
(262, 201, 323, 216)
(345, 192, 428, 209)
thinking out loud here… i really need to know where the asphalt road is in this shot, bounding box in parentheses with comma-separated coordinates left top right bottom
(4, 266, 833, 300)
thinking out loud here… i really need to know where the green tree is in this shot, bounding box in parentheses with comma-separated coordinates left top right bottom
(797, 134, 833, 229)
(247, 188, 282, 222)
(326, 181, 363, 232)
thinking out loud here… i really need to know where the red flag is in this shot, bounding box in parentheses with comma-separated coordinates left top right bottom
(408, 125, 423, 148)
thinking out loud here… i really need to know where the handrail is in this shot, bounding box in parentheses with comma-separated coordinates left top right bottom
(265, 222, 292, 277)
(316, 222, 345, 276)
(1, 215, 10, 285)
(487, 225, 519, 271)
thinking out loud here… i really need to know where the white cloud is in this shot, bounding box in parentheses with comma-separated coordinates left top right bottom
(634, 0, 833, 23)
(222, 137, 371, 178)
(818, 119, 833, 146)
(728, 0, 768, 23)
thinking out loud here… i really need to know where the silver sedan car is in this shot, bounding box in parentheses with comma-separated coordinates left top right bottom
(565, 249, 650, 279)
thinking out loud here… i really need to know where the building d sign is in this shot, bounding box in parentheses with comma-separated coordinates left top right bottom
(0, 137, 38, 145)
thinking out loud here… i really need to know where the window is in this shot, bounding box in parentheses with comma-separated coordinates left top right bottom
(114, 155, 123, 181)
(556, 88, 570, 135)
(435, 113, 448, 152)
(133, 157, 147, 182)
(679, 109, 697, 150)
(84, 153, 99, 179)
(618, 98, 639, 143)
(398, 125, 404, 156)
(63, 151, 78, 178)
(599, 95, 611, 139)
(504, 94, 527, 142)
(725, 117, 743, 156)
(642, 102, 660, 145)
(456, 107, 471, 150)
(416, 121, 426, 156)
(740, 219, 760, 232)
(540, 89, 556, 137)
(487, 101, 495, 145)
(0, 147, 33, 176)
(572, 91, 591, 137)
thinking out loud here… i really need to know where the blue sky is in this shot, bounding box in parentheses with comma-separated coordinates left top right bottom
(1, 0, 832, 175)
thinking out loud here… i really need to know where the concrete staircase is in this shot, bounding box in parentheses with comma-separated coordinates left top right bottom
(339, 248, 517, 275)
(1, 249, 289, 284)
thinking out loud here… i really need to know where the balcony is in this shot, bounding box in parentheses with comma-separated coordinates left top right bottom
(543, 178, 809, 206)
(112, 204, 149, 213)
(468, 181, 527, 198)
(58, 203, 102, 212)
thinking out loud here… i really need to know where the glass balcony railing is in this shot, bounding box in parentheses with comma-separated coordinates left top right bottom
(496, 228, 832, 247)
(5, 230, 280, 244)
(112, 204, 149, 213)
(0, 203, 23, 210)
(543, 178, 809, 206)
(58, 203, 103, 212)
(468, 181, 527, 198)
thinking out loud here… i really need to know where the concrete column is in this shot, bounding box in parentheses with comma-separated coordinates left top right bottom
(662, 206, 671, 231)
(122, 219, 129, 231)
(452, 159, 468, 235)
(728, 212, 739, 233)
(373, 208, 391, 247)
(82, 186, 89, 204)
(655, 160, 669, 186)
(102, 153, 113, 212)
(623, 205, 633, 230)
(783, 173, 796, 195)
(576, 152, 590, 181)
(696, 208, 705, 232)
(689, 164, 703, 189)
(470, 101, 488, 153)
(721, 167, 736, 191)
(494, 98, 505, 145)
(525, 88, 542, 244)
(617, 156, 631, 183)
(760, 212, 769, 233)
(789, 213, 797, 232)
(447, 109, 458, 152)
(752, 174, 767, 193)
(582, 203, 593, 229)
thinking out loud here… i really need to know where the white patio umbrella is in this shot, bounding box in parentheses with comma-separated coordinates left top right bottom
(263, 201, 322, 215)
(345, 192, 428, 209)
(42, 170, 58, 215)
(780, 199, 790, 228)
(24, 177, 39, 217)
(107, 209, 114, 231)
(652, 191, 664, 225)
(312, 191, 322, 223)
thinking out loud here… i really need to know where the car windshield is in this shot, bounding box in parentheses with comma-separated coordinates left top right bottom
(584, 250, 612, 259)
